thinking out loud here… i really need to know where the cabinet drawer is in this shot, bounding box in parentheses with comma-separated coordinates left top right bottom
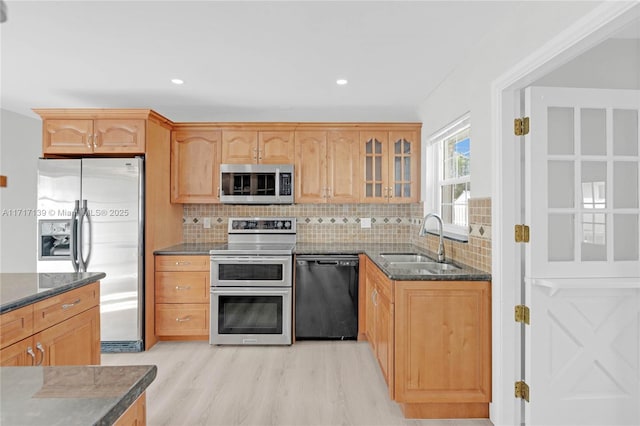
(0, 305, 34, 349)
(156, 272, 209, 303)
(156, 304, 209, 336)
(155, 255, 209, 272)
(33, 282, 100, 333)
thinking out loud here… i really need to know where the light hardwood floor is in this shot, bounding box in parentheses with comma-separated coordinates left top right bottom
(102, 341, 493, 426)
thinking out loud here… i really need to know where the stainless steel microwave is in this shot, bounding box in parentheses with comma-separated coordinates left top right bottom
(219, 164, 294, 204)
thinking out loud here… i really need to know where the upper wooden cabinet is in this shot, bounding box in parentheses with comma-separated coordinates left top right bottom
(361, 130, 420, 203)
(294, 130, 360, 203)
(41, 119, 145, 154)
(34, 109, 173, 156)
(171, 130, 222, 203)
(222, 130, 294, 164)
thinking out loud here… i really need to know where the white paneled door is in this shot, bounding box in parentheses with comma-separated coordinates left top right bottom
(523, 87, 640, 425)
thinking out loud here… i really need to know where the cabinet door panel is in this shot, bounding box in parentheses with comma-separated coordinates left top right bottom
(389, 131, 419, 203)
(259, 131, 295, 164)
(327, 131, 360, 202)
(36, 307, 101, 366)
(360, 132, 389, 203)
(394, 281, 491, 403)
(43, 119, 93, 154)
(376, 289, 394, 397)
(0, 337, 35, 366)
(94, 119, 145, 153)
(33, 282, 99, 333)
(171, 130, 221, 203)
(221, 131, 258, 164)
(295, 131, 327, 203)
(155, 255, 210, 272)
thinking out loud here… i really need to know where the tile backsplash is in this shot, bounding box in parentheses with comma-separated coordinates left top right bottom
(183, 198, 492, 273)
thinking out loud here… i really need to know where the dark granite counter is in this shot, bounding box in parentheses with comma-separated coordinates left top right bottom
(154, 243, 224, 255)
(155, 242, 490, 281)
(0, 272, 107, 315)
(295, 242, 490, 281)
(0, 365, 156, 426)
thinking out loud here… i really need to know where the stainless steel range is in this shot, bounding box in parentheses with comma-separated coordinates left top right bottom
(209, 217, 295, 345)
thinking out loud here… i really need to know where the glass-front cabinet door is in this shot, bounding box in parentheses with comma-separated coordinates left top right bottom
(361, 130, 419, 203)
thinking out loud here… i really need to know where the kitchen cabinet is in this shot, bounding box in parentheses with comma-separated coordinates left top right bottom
(0, 282, 101, 367)
(294, 130, 360, 203)
(361, 130, 419, 203)
(154, 255, 210, 339)
(394, 280, 491, 418)
(364, 257, 394, 396)
(41, 118, 145, 154)
(114, 394, 146, 426)
(364, 258, 491, 418)
(222, 130, 295, 164)
(171, 129, 222, 203)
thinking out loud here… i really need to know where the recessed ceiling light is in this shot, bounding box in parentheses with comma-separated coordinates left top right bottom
(171, 78, 184, 85)
(336, 79, 348, 86)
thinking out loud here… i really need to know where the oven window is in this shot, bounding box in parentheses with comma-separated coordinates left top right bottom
(218, 264, 283, 281)
(218, 295, 283, 334)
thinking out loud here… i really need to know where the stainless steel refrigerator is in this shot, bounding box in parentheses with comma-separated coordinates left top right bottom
(36, 157, 144, 352)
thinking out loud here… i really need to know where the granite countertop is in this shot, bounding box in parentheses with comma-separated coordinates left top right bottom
(156, 242, 490, 281)
(0, 365, 156, 426)
(154, 243, 224, 255)
(0, 272, 106, 315)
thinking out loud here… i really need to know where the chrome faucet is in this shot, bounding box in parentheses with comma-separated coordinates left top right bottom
(419, 213, 445, 262)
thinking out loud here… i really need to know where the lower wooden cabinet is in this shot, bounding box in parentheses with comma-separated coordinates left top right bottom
(363, 257, 491, 419)
(365, 256, 394, 397)
(114, 393, 147, 426)
(154, 255, 210, 339)
(0, 282, 101, 367)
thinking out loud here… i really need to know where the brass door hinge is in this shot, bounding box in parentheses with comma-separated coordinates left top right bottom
(514, 117, 530, 136)
(515, 381, 530, 402)
(515, 224, 530, 243)
(515, 304, 530, 325)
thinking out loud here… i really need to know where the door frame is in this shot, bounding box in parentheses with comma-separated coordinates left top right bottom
(490, 3, 640, 425)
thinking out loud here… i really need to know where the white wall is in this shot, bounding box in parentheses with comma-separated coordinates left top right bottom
(0, 109, 41, 272)
(534, 38, 640, 89)
(417, 1, 601, 199)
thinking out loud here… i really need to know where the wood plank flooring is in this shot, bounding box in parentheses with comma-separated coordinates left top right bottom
(102, 341, 493, 426)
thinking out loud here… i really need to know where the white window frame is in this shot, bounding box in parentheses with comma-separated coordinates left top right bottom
(424, 113, 471, 239)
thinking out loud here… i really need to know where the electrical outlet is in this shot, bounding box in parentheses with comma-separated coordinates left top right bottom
(360, 218, 371, 229)
(203, 217, 211, 229)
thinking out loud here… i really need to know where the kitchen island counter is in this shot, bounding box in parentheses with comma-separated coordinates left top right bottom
(0, 272, 106, 315)
(0, 364, 156, 426)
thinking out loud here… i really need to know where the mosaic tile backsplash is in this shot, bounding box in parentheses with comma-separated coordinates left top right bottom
(183, 198, 492, 273)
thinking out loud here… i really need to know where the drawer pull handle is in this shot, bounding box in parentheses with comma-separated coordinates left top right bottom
(36, 342, 45, 366)
(62, 299, 81, 310)
(27, 347, 36, 365)
(176, 316, 192, 322)
(175, 261, 191, 266)
(175, 285, 192, 291)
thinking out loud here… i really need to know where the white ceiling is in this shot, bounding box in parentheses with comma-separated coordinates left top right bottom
(1, 1, 632, 122)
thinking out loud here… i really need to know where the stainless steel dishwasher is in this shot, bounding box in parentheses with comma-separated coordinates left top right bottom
(295, 255, 359, 340)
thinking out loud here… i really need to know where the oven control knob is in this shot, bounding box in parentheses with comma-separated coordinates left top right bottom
(284, 221, 291, 228)
(277, 221, 283, 229)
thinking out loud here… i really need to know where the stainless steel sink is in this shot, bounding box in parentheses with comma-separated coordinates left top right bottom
(380, 253, 433, 263)
(380, 253, 461, 274)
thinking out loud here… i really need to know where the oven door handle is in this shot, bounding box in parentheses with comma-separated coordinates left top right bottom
(211, 257, 289, 263)
(211, 288, 290, 296)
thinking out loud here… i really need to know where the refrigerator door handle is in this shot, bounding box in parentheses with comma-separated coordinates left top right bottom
(78, 199, 93, 271)
(70, 200, 80, 272)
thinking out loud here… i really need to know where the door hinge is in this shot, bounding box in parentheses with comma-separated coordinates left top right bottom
(514, 224, 530, 243)
(515, 304, 530, 325)
(514, 117, 530, 136)
(515, 380, 530, 402)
